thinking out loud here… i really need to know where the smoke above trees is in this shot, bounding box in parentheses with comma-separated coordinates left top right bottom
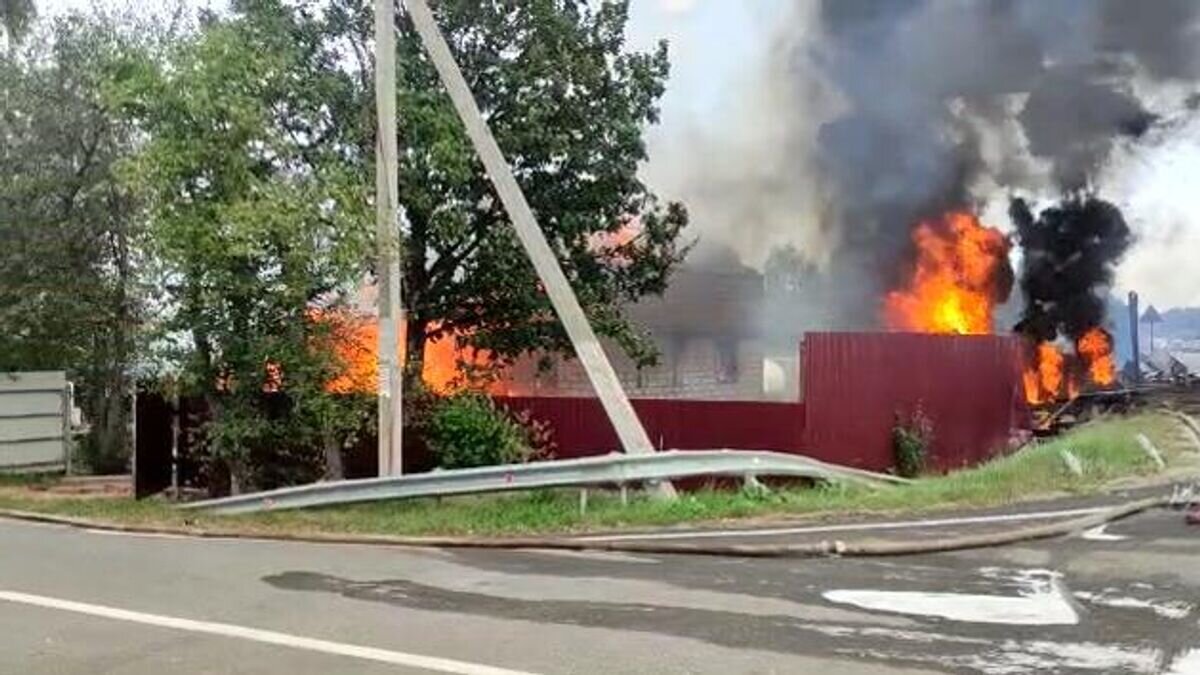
(649, 0, 1200, 329)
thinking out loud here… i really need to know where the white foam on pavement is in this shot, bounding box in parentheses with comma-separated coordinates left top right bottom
(1080, 524, 1128, 541)
(823, 569, 1079, 626)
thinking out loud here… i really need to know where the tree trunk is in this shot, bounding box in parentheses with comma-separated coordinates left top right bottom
(322, 426, 344, 481)
(229, 465, 243, 496)
(93, 375, 128, 473)
(91, 186, 135, 473)
(402, 203, 430, 394)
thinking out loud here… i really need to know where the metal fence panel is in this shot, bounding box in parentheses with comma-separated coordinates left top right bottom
(0, 371, 69, 472)
(802, 332, 1031, 472)
(497, 397, 806, 458)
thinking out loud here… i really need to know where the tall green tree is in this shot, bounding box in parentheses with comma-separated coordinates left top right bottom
(122, 0, 689, 487)
(324, 0, 690, 383)
(0, 13, 147, 472)
(125, 4, 372, 490)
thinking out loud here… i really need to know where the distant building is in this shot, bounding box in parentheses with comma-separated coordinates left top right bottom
(501, 259, 779, 401)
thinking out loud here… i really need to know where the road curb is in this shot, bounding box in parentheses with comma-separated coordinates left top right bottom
(0, 495, 1170, 558)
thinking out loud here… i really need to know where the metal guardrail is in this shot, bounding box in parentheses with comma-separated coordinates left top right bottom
(181, 450, 907, 515)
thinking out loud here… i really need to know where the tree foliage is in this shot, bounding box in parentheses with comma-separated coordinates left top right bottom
(318, 0, 690, 378)
(1, 0, 688, 485)
(425, 393, 538, 469)
(403, 0, 689, 372)
(124, 4, 372, 489)
(0, 14, 146, 472)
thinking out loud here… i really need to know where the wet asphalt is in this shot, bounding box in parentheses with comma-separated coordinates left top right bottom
(0, 501, 1197, 674)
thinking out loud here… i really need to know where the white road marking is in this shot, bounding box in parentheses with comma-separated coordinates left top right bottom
(823, 588, 1078, 625)
(1080, 524, 1128, 541)
(0, 589, 538, 675)
(576, 506, 1107, 542)
(83, 528, 191, 540)
(516, 549, 661, 564)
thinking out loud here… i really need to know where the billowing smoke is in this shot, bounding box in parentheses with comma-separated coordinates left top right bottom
(811, 0, 1195, 305)
(650, 0, 1200, 337)
(1010, 196, 1134, 343)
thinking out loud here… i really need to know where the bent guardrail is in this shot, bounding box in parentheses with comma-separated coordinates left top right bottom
(181, 450, 907, 515)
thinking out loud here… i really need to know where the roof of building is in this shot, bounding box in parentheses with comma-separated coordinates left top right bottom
(627, 262, 764, 338)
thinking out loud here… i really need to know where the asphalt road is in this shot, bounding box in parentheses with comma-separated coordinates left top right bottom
(1, 507, 1198, 674)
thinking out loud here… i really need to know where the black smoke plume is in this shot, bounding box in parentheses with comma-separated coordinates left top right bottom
(806, 0, 1197, 321)
(1010, 196, 1133, 343)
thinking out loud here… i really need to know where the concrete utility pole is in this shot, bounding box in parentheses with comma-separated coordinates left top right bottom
(374, 0, 403, 476)
(1128, 290, 1140, 386)
(404, 0, 672, 497)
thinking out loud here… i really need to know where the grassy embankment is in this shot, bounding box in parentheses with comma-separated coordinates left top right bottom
(0, 412, 1194, 538)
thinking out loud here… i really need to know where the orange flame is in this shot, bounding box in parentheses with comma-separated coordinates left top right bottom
(320, 310, 378, 394)
(1022, 329, 1117, 405)
(587, 218, 641, 270)
(417, 329, 495, 394)
(884, 211, 1011, 335)
(1021, 369, 1041, 405)
(1023, 341, 1067, 404)
(1077, 327, 1116, 387)
(1038, 342, 1065, 399)
(318, 312, 494, 395)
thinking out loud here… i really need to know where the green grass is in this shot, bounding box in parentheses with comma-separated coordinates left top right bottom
(0, 412, 1193, 538)
(0, 472, 57, 488)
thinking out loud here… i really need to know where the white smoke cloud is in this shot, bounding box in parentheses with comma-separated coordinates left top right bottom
(642, 1, 834, 269)
(658, 0, 699, 16)
(1103, 114, 1200, 309)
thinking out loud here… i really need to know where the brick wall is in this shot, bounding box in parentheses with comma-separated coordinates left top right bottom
(500, 336, 768, 401)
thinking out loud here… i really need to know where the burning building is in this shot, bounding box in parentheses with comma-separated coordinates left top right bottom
(328, 250, 774, 401)
(324, 0, 1197, 460)
(501, 253, 771, 401)
(870, 198, 1128, 406)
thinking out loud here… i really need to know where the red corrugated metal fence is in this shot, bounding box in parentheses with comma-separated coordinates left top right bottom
(135, 333, 1034, 495)
(497, 397, 806, 458)
(802, 332, 1031, 472)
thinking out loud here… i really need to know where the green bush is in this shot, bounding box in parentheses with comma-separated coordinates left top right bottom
(892, 405, 934, 478)
(426, 394, 539, 470)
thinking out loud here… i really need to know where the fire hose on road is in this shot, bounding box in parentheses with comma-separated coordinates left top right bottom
(0, 492, 1185, 558)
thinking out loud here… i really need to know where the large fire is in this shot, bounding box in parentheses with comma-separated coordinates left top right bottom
(1020, 328, 1117, 405)
(1077, 327, 1116, 386)
(883, 211, 1011, 335)
(884, 209, 1119, 406)
(1022, 342, 1065, 405)
(320, 312, 494, 395)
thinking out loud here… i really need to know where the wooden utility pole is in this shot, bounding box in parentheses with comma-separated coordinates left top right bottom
(374, 0, 403, 476)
